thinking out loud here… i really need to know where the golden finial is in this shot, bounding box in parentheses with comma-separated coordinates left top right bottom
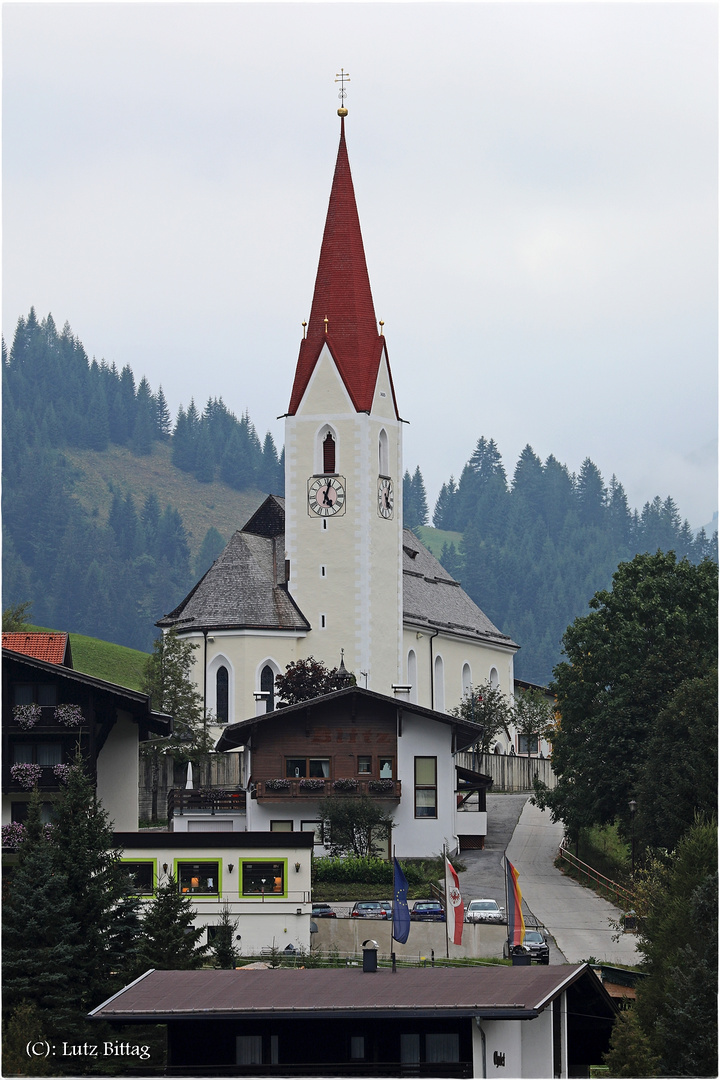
(379, 320, 384, 335)
(302, 321, 307, 339)
(335, 69, 350, 116)
(324, 316, 329, 335)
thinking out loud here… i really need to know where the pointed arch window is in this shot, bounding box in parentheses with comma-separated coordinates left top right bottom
(378, 429, 389, 476)
(216, 666, 229, 724)
(260, 665, 275, 712)
(323, 433, 336, 474)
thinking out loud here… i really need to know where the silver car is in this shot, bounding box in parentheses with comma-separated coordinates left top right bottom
(465, 898, 505, 924)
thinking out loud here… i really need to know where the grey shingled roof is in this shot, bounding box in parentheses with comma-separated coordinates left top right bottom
(402, 529, 517, 650)
(158, 527, 309, 633)
(157, 501, 514, 649)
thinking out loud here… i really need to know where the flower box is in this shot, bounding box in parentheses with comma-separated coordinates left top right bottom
(54, 704, 83, 727)
(10, 762, 43, 789)
(332, 778, 358, 792)
(13, 703, 42, 730)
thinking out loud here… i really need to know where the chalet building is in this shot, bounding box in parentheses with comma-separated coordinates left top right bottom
(213, 685, 491, 857)
(2, 642, 171, 832)
(157, 108, 518, 743)
(113, 830, 313, 955)
(90, 963, 617, 1077)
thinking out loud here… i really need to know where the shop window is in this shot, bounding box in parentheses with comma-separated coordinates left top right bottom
(122, 860, 155, 895)
(176, 861, 219, 895)
(415, 757, 437, 818)
(357, 755, 372, 774)
(285, 757, 329, 779)
(242, 861, 286, 896)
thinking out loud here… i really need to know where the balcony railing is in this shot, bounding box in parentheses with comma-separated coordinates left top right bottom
(168, 788, 247, 817)
(253, 779, 401, 801)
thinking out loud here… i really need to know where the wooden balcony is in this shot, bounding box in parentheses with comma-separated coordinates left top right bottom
(167, 788, 247, 818)
(252, 778, 401, 802)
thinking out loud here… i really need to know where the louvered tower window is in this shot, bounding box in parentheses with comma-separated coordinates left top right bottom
(323, 433, 336, 474)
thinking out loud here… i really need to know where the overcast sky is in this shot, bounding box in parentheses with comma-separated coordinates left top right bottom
(4, 3, 717, 529)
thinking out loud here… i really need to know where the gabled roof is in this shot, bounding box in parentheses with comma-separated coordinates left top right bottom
(215, 684, 484, 754)
(288, 116, 398, 418)
(90, 964, 616, 1023)
(157, 525, 309, 634)
(402, 530, 518, 651)
(2, 631, 73, 667)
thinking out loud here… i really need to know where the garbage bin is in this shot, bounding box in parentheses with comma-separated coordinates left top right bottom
(362, 939, 379, 973)
(511, 946, 531, 966)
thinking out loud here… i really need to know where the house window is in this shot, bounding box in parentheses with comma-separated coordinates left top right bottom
(176, 861, 219, 895)
(301, 820, 324, 845)
(401, 1035, 420, 1064)
(357, 756, 372, 774)
(216, 666, 229, 724)
(12, 742, 62, 766)
(426, 1033, 460, 1063)
(236, 1036, 263, 1066)
(121, 860, 155, 894)
(415, 757, 437, 818)
(285, 758, 329, 779)
(11, 800, 54, 824)
(379, 757, 394, 779)
(350, 1036, 365, 1061)
(270, 820, 293, 832)
(242, 861, 286, 896)
(260, 665, 275, 712)
(519, 734, 539, 755)
(13, 683, 57, 706)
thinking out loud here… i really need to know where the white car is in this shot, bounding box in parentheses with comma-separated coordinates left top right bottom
(465, 898, 505, 924)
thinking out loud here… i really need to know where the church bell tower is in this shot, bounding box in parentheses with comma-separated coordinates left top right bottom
(284, 101, 403, 694)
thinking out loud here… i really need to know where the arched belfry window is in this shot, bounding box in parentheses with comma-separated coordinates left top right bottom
(378, 429, 389, 476)
(216, 666, 229, 724)
(323, 433, 336, 474)
(260, 665, 275, 712)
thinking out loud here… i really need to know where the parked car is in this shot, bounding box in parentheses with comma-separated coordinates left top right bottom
(465, 899, 505, 924)
(350, 901, 390, 919)
(312, 903, 337, 919)
(410, 900, 446, 922)
(503, 928, 550, 964)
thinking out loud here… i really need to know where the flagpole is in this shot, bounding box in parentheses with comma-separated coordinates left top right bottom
(391, 844, 395, 962)
(503, 850, 510, 958)
(443, 843, 450, 958)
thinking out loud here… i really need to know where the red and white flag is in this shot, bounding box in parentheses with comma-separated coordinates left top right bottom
(445, 858, 464, 945)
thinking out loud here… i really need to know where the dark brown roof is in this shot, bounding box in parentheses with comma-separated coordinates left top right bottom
(91, 965, 613, 1022)
(215, 685, 484, 754)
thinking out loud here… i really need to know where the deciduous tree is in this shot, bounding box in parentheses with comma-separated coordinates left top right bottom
(275, 656, 354, 706)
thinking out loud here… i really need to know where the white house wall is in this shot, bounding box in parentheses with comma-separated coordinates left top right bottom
(96, 712, 139, 831)
(393, 714, 457, 857)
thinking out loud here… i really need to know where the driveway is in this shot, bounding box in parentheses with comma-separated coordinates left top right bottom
(456, 794, 641, 966)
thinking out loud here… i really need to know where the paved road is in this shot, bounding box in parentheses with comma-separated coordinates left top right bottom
(455, 794, 640, 966)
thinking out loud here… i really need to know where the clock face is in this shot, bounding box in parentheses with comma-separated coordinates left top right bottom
(308, 476, 346, 517)
(378, 477, 394, 519)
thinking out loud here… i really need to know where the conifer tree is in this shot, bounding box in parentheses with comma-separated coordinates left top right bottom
(211, 902, 240, 969)
(195, 526, 225, 579)
(154, 385, 172, 439)
(135, 875, 208, 971)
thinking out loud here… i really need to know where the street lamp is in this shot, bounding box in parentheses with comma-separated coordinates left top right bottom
(629, 799, 637, 879)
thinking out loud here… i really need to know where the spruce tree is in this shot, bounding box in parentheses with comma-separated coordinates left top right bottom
(135, 876, 208, 971)
(211, 902, 240, 969)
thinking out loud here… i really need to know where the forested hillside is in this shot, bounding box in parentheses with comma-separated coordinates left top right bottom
(426, 438, 717, 683)
(3, 309, 716, 678)
(2, 310, 281, 651)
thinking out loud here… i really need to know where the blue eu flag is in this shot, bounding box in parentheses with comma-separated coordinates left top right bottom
(392, 857, 410, 944)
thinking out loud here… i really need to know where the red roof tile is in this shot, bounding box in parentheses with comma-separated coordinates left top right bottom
(288, 116, 398, 418)
(2, 632, 71, 666)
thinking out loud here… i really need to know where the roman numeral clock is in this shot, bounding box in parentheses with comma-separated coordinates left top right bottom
(307, 476, 346, 517)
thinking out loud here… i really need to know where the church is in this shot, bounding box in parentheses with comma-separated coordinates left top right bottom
(159, 106, 518, 745)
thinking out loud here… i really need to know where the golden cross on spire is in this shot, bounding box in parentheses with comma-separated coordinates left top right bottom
(335, 69, 350, 116)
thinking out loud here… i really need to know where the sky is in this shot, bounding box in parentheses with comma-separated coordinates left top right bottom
(3, 2, 717, 530)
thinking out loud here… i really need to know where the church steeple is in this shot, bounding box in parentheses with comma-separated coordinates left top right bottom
(288, 114, 398, 418)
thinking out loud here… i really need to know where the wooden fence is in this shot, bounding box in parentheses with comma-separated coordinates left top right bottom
(455, 751, 557, 793)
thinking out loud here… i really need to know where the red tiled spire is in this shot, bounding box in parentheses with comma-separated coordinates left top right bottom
(288, 116, 397, 417)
